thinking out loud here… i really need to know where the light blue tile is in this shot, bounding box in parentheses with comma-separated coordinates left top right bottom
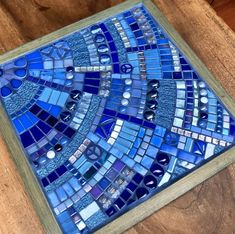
(56, 187, 68, 202)
(48, 191, 60, 207)
(62, 183, 75, 197)
(141, 156, 154, 168)
(68, 177, 81, 191)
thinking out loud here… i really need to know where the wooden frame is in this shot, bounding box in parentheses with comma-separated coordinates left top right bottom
(0, 0, 234, 233)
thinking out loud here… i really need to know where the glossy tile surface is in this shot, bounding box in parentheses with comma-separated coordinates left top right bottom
(0, 3, 234, 233)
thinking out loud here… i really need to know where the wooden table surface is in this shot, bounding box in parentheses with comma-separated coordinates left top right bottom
(0, 0, 234, 233)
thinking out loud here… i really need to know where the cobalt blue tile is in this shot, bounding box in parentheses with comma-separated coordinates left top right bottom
(28, 63, 43, 69)
(123, 11, 131, 17)
(63, 127, 76, 138)
(38, 110, 50, 120)
(85, 72, 100, 78)
(47, 116, 58, 127)
(114, 198, 125, 209)
(143, 121, 156, 129)
(130, 116, 143, 125)
(83, 86, 99, 94)
(173, 72, 182, 79)
(133, 47, 138, 52)
(126, 17, 135, 24)
(99, 23, 108, 32)
(145, 44, 151, 49)
(37, 121, 51, 134)
(106, 206, 116, 217)
(134, 30, 143, 37)
(111, 53, 119, 63)
(30, 126, 44, 141)
(1, 86, 12, 97)
(26, 51, 42, 60)
(132, 173, 143, 184)
(84, 79, 100, 86)
(109, 42, 117, 51)
(105, 32, 113, 41)
(120, 190, 132, 201)
(130, 23, 139, 31)
(56, 165, 68, 176)
(193, 72, 199, 79)
(41, 177, 49, 187)
(113, 64, 120, 73)
(20, 131, 35, 148)
(126, 182, 137, 192)
(151, 44, 157, 49)
(98, 178, 111, 190)
(103, 108, 116, 117)
(48, 171, 59, 183)
(163, 72, 172, 79)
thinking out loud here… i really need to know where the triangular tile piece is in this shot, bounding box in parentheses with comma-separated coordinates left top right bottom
(0, 2, 234, 233)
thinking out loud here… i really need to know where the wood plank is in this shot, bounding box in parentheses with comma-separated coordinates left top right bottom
(212, 0, 235, 32)
(0, 137, 44, 234)
(0, 0, 234, 233)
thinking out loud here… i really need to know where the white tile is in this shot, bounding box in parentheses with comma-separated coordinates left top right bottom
(79, 202, 99, 221)
(205, 143, 215, 159)
(158, 172, 171, 187)
(173, 118, 183, 128)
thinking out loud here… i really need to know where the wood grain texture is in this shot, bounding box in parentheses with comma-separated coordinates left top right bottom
(0, 0, 234, 233)
(212, 0, 235, 32)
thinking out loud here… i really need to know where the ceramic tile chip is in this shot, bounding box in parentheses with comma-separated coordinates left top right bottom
(0, 3, 234, 233)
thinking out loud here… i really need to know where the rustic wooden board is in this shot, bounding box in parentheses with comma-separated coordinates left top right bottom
(0, 0, 234, 234)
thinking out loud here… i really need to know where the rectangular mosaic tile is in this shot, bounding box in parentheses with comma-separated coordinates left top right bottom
(0, 0, 234, 233)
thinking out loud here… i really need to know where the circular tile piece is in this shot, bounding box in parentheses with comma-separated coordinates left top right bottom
(70, 90, 82, 101)
(146, 100, 158, 110)
(144, 110, 155, 121)
(60, 137, 68, 145)
(150, 164, 164, 177)
(147, 90, 158, 100)
(47, 150, 56, 159)
(121, 98, 129, 106)
(121, 64, 133, 73)
(66, 101, 77, 111)
(60, 111, 72, 122)
(98, 45, 109, 53)
(123, 91, 131, 99)
(125, 78, 132, 85)
(66, 72, 74, 80)
(200, 97, 208, 104)
(54, 144, 63, 152)
(200, 89, 207, 96)
(95, 34, 105, 43)
(39, 156, 47, 165)
(66, 66, 74, 72)
(90, 25, 101, 34)
(1, 86, 12, 97)
(198, 81, 206, 88)
(148, 79, 159, 89)
(144, 175, 158, 189)
(100, 54, 111, 64)
(157, 152, 170, 166)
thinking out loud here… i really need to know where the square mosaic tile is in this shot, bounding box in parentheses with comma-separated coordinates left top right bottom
(0, 1, 234, 233)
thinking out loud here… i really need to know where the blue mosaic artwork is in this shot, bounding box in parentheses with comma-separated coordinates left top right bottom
(0, 3, 235, 233)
